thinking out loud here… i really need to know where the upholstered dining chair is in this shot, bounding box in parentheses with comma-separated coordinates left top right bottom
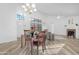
(31, 31, 46, 55)
(24, 30, 31, 45)
(23, 30, 31, 53)
(38, 31, 46, 52)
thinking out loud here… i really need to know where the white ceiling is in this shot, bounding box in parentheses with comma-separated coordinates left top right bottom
(36, 3, 79, 16)
(0, 3, 79, 16)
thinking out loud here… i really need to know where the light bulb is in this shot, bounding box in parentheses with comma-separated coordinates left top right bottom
(24, 8, 27, 11)
(22, 5, 25, 9)
(34, 8, 37, 12)
(32, 4, 36, 8)
(26, 3, 30, 6)
(30, 10, 33, 12)
(29, 10, 33, 14)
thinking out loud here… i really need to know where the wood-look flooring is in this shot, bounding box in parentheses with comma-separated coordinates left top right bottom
(0, 36, 79, 55)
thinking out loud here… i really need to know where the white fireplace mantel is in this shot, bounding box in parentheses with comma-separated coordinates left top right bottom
(67, 24, 76, 29)
(66, 24, 79, 39)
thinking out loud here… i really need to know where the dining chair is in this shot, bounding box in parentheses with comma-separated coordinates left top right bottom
(31, 31, 46, 55)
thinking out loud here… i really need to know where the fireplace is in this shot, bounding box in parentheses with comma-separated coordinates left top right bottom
(67, 29, 76, 38)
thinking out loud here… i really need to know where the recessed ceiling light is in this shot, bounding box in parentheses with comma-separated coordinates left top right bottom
(57, 16, 60, 19)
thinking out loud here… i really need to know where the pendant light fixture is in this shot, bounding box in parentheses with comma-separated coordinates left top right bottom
(22, 3, 37, 14)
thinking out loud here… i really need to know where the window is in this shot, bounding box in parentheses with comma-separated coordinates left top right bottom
(31, 18, 42, 32)
(16, 10, 25, 20)
(16, 14, 25, 20)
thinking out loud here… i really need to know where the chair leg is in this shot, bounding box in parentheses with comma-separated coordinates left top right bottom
(42, 42, 45, 52)
(25, 39, 26, 46)
(44, 40, 46, 50)
(44, 44, 46, 50)
(42, 48, 44, 52)
(21, 35, 23, 48)
(37, 41, 39, 55)
(31, 40, 33, 55)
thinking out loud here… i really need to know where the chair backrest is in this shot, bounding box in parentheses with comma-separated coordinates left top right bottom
(38, 31, 46, 41)
(24, 30, 31, 40)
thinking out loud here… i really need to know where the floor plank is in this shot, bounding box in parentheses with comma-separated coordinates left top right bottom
(0, 36, 79, 55)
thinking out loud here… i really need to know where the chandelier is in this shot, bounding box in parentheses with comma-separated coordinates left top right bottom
(22, 3, 37, 14)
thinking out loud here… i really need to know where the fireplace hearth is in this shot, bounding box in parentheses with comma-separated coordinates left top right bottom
(67, 29, 76, 38)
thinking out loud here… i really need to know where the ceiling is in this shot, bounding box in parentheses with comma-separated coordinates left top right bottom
(36, 3, 79, 16)
(1, 3, 79, 16)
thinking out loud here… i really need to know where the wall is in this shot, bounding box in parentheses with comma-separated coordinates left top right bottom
(40, 15, 79, 39)
(75, 16, 79, 39)
(39, 15, 68, 35)
(0, 4, 18, 43)
(16, 9, 79, 39)
(30, 12, 67, 35)
(33, 11, 79, 39)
